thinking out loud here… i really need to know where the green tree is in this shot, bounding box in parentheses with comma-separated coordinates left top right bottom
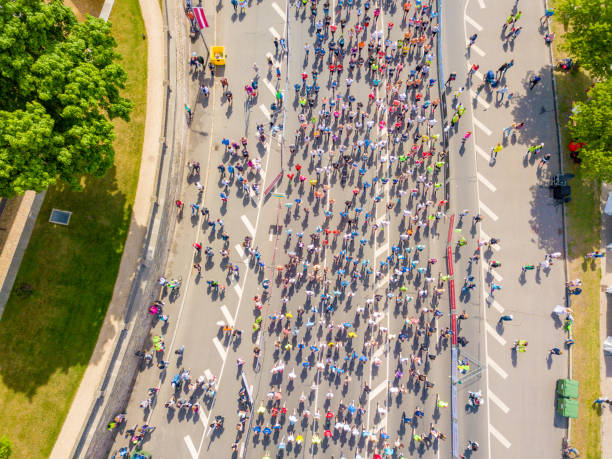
(0, 435, 11, 459)
(557, 0, 612, 79)
(569, 79, 612, 182)
(0, 0, 133, 196)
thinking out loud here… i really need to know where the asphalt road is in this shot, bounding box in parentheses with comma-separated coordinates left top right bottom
(107, 0, 459, 458)
(104, 0, 574, 458)
(442, 0, 569, 457)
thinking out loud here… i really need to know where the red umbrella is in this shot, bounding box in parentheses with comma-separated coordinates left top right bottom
(295, 164, 302, 171)
(287, 173, 295, 179)
(326, 411, 334, 419)
(324, 429, 333, 437)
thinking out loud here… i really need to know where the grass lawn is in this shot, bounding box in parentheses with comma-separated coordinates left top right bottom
(0, 0, 147, 457)
(549, 7, 602, 457)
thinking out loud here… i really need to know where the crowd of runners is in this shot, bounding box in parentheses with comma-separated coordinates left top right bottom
(108, 0, 592, 457)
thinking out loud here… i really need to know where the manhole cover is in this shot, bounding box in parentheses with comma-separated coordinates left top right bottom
(49, 209, 72, 225)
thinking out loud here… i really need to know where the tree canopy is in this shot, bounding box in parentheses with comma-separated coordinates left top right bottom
(0, 0, 133, 196)
(569, 79, 612, 182)
(557, 0, 612, 79)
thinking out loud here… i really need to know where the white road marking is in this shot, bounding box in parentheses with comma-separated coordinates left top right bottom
(465, 15, 483, 31)
(471, 44, 486, 57)
(490, 268, 503, 282)
(475, 144, 490, 161)
(234, 282, 243, 297)
(204, 368, 214, 381)
(241, 214, 256, 237)
(470, 89, 490, 109)
(263, 78, 277, 97)
(490, 424, 512, 448)
(212, 337, 227, 360)
(259, 104, 271, 120)
(220, 304, 234, 326)
(485, 293, 505, 313)
(487, 355, 508, 379)
(375, 244, 388, 260)
(376, 273, 390, 289)
(489, 390, 510, 414)
(477, 0, 486, 8)
(199, 410, 209, 427)
(368, 380, 388, 401)
(271, 1, 287, 21)
(234, 243, 245, 259)
(479, 230, 502, 252)
(477, 172, 497, 192)
(268, 26, 280, 39)
(184, 435, 198, 459)
(473, 117, 492, 136)
(373, 346, 386, 359)
(486, 321, 506, 346)
(479, 201, 499, 221)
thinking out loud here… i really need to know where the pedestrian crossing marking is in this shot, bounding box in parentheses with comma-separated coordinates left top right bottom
(184, 435, 198, 459)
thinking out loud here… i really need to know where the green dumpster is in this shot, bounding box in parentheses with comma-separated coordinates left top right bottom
(556, 378, 579, 399)
(556, 397, 579, 418)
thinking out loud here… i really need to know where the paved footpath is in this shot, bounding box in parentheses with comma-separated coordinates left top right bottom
(443, 0, 569, 457)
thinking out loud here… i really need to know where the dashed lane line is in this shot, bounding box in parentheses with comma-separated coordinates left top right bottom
(368, 380, 388, 401)
(480, 229, 501, 250)
(479, 201, 499, 221)
(271, 1, 287, 21)
(487, 355, 508, 379)
(465, 15, 483, 31)
(268, 26, 280, 39)
(184, 435, 198, 459)
(485, 321, 506, 346)
(473, 117, 492, 136)
(471, 44, 486, 57)
(212, 337, 227, 360)
(475, 144, 490, 161)
(220, 304, 234, 326)
(488, 390, 510, 414)
(490, 424, 512, 448)
(470, 89, 490, 109)
(477, 172, 497, 192)
(263, 78, 277, 97)
(485, 293, 505, 313)
(241, 214, 256, 237)
(259, 104, 271, 120)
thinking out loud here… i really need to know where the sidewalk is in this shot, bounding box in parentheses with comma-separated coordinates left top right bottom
(49, 0, 165, 457)
(600, 183, 612, 459)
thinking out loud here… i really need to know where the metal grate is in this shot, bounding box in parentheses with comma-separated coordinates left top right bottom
(49, 209, 72, 226)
